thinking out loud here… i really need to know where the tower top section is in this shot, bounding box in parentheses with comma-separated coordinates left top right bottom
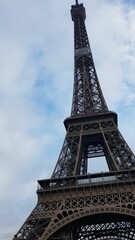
(71, 2, 86, 21)
(70, 1, 108, 116)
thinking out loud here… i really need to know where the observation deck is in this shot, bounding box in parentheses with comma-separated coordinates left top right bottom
(37, 169, 135, 193)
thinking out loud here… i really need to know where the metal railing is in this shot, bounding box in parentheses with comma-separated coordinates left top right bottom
(37, 169, 135, 192)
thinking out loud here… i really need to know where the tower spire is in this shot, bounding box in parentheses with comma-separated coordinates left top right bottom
(71, 3, 108, 116)
(76, 0, 79, 4)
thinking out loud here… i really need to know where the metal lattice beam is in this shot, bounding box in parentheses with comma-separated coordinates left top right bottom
(52, 114, 135, 178)
(71, 5, 108, 116)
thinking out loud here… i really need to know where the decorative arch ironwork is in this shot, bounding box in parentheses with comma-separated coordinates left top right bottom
(42, 207, 135, 239)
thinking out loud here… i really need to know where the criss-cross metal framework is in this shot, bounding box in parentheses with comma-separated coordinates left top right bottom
(13, 1, 135, 240)
(51, 3, 135, 179)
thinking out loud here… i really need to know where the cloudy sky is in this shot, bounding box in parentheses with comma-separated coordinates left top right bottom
(0, 0, 135, 239)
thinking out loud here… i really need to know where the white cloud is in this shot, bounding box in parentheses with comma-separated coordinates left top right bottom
(85, 0, 135, 109)
(0, 0, 135, 239)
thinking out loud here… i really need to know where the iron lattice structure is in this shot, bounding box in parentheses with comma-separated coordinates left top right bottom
(13, 1, 135, 240)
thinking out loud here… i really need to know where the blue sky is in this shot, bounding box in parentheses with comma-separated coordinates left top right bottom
(0, 0, 135, 239)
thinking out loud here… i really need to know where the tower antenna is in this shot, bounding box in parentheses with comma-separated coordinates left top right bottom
(76, 0, 79, 4)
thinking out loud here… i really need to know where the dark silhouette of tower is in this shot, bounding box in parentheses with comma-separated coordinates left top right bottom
(13, 1, 135, 240)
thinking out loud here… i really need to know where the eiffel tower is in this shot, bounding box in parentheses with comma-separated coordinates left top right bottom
(13, 1, 135, 239)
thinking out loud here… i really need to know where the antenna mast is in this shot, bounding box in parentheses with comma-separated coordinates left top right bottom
(76, 0, 79, 5)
